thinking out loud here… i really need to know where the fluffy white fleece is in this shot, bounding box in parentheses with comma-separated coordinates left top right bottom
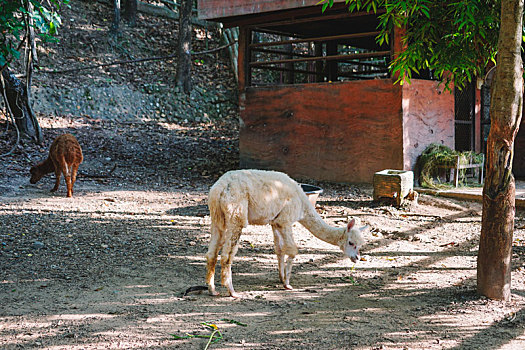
(205, 169, 366, 297)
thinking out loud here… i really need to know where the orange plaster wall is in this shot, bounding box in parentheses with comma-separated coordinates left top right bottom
(239, 79, 404, 183)
(402, 80, 455, 171)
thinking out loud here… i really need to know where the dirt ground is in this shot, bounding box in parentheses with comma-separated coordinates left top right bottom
(1, 115, 525, 350)
(2, 1, 525, 349)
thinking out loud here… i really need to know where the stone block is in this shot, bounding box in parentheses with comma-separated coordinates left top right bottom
(373, 170, 414, 207)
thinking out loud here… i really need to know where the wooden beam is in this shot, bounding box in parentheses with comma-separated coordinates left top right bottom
(250, 9, 385, 29)
(338, 70, 389, 78)
(343, 60, 385, 69)
(249, 51, 391, 67)
(250, 27, 300, 38)
(204, 2, 351, 28)
(252, 64, 323, 76)
(249, 31, 381, 48)
(251, 47, 313, 58)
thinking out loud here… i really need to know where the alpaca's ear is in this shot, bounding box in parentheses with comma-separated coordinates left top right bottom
(347, 219, 356, 230)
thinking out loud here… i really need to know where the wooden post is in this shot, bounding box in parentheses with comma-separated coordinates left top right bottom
(283, 40, 294, 84)
(314, 42, 324, 82)
(392, 26, 406, 82)
(238, 26, 251, 91)
(326, 41, 337, 82)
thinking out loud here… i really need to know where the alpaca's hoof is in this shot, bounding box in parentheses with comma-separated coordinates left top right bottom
(284, 284, 294, 290)
(229, 291, 241, 299)
(208, 289, 220, 297)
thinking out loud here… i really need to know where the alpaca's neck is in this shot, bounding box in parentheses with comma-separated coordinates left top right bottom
(39, 158, 55, 174)
(299, 205, 345, 247)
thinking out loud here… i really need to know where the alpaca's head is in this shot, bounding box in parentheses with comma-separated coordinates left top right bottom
(340, 219, 367, 263)
(29, 165, 45, 184)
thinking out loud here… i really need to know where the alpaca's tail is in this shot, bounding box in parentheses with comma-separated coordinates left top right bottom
(208, 185, 226, 232)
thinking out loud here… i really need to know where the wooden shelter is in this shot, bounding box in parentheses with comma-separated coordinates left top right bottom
(198, 1, 455, 183)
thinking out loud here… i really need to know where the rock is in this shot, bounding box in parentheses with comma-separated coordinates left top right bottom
(32, 241, 45, 249)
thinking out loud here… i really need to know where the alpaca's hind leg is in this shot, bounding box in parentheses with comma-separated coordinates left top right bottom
(65, 166, 73, 198)
(206, 226, 223, 296)
(69, 163, 80, 197)
(220, 227, 242, 298)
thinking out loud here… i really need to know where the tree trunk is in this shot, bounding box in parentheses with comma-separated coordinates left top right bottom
(0, 68, 42, 144)
(223, 28, 239, 82)
(123, 0, 137, 26)
(477, 0, 523, 301)
(111, 0, 121, 33)
(175, 0, 193, 94)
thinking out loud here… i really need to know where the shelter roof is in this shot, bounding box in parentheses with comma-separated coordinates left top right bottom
(198, 1, 383, 51)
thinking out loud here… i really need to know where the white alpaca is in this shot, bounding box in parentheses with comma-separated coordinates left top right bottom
(206, 169, 366, 298)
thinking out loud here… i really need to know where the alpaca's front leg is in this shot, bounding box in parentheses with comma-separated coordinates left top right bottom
(279, 225, 298, 290)
(283, 255, 295, 289)
(271, 225, 286, 284)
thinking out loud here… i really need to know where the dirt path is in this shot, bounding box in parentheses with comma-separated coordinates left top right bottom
(1, 117, 525, 350)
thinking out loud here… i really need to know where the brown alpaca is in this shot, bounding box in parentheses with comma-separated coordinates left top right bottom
(30, 133, 83, 198)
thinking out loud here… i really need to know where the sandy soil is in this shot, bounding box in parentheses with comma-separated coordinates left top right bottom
(1, 115, 525, 350)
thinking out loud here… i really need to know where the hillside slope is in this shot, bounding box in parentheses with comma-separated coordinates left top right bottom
(30, 0, 238, 123)
(1, 0, 240, 186)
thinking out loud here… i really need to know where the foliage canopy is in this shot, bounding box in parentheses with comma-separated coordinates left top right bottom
(0, 0, 69, 68)
(319, 0, 502, 89)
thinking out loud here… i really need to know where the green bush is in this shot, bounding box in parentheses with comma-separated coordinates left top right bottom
(416, 144, 484, 188)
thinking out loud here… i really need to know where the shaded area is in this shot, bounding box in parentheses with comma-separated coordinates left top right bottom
(0, 117, 239, 197)
(1, 192, 525, 349)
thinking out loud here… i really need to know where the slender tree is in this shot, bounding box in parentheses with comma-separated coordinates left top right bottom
(319, 0, 523, 300)
(123, 0, 138, 26)
(0, 0, 69, 145)
(175, 0, 193, 94)
(111, 0, 121, 34)
(478, 0, 523, 300)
